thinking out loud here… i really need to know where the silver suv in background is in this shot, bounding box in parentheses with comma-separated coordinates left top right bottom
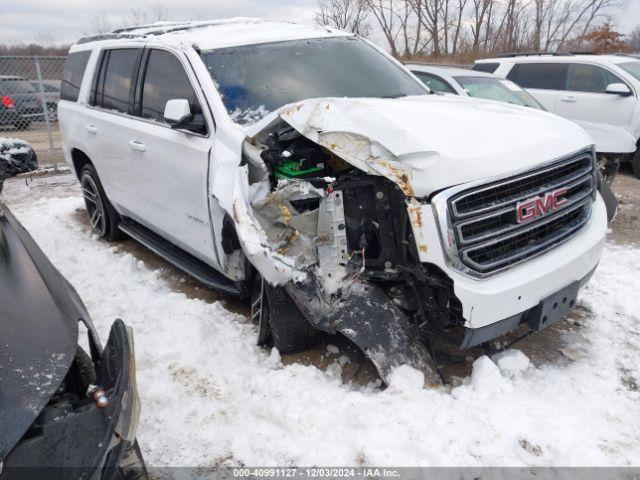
(58, 20, 607, 385)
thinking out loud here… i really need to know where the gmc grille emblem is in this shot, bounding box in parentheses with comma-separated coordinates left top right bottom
(516, 188, 568, 224)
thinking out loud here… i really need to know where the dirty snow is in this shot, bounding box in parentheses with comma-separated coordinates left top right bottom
(6, 191, 640, 467)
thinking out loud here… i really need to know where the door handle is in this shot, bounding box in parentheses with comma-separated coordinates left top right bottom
(128, 141, 146, 153)
(560, 96, 577, 103)
(85, 124, 98, 134)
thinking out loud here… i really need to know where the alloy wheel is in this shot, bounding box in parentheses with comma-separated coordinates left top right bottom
(81, 175, 107, 236)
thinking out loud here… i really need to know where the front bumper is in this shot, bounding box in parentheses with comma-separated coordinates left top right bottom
(410, 193, 607, 331)
(1, 321, 146, 480)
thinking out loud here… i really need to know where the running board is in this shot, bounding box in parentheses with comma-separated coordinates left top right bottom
(118, 218, 244, 297)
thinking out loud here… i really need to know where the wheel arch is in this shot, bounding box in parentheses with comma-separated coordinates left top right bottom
(70, 148, 93, 180)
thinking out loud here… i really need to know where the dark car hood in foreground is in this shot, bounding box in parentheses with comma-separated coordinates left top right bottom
(0, 205, 88, 461)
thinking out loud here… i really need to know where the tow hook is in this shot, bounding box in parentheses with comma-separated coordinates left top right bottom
(89, 386, 110, 409)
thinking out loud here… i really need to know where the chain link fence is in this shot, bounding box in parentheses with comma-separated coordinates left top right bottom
(0, 56, 67, 169)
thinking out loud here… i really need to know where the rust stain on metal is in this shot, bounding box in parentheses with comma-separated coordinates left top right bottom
(379, 159, 414, 197)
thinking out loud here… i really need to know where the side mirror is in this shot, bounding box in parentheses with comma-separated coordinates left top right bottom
(163, 99, 193, 128)
(605, 83, 632, 96)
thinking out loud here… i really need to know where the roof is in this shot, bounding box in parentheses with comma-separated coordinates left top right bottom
(476, 53, 640, 65)
(406, 64, 493, 78)
(75, 18, 352, 51)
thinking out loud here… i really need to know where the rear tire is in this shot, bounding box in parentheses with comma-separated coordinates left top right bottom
(80, 164, 123, 241)
(633, 149, 640, 180)
(251, 274, 317, 354)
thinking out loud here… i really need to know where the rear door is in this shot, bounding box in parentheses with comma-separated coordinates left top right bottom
(125, 48, 216, 265)
(506, 62, 567, 112)
(554, 63, 636, 127)
(83, 47, 144, 211)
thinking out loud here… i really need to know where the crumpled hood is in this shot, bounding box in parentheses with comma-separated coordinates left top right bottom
(279, 96, 593, 197)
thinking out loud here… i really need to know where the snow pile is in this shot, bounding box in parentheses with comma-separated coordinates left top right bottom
(492, 350, 531, 379)
(7, 192, 640, 467)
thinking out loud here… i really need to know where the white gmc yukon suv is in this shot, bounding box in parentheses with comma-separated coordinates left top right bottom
(58, 19, 607, 385)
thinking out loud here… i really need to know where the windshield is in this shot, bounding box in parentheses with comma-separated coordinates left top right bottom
(201, 36, 427, 125)
(1, 79, 37, 95)
(618, 61, 640, 82)
(454, 76, 544, 110)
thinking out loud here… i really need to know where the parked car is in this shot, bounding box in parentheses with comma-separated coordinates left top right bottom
(59, 20, 607, 385)
(30, 79, 61, 122)
(407, 64, 545, 109)
(0, 141, 147, 479)
(474, 53, 640, 178)
(0, 76, 43, 130)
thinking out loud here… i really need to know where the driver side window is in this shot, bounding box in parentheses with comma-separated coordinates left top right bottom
(138, 49, 208, 134)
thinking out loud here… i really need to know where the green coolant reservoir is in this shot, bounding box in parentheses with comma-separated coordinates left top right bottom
(274, 158, 325, 179)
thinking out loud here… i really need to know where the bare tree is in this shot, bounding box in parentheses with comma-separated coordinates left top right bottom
(91, 13, 113, 34)
(312, 0, 626, 59)
(629, 25, 640, 52)
(362, 0, 405, 56)
(315, 0, 371, 36)
(127, 2, 171, 26)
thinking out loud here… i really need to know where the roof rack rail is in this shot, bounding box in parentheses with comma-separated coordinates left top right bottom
(76, 18, 266, 45)
(497, 51, 578, 58)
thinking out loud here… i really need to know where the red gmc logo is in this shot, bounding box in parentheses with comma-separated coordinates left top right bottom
(516, 188, 568, 224)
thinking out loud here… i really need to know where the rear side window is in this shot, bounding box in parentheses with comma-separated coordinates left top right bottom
(92, 48, 141, 114)
(472, 62, 499, 74)
(566, 64, 624, 93)
(507, 63, 567, 90)
(61, 51, 90, 101)
(138, 49, 207, 134)
(413, 72, 456, 94)
(1, 78, 36, 95)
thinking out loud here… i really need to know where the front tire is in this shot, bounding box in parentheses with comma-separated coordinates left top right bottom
(633, 149, 640, 180)
(251, 274, 317, 354)
(80, 164, 123, 241)
(597, 155, 619, 185)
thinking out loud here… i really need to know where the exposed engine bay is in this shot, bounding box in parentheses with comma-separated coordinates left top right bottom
(238, 119, 465, 385)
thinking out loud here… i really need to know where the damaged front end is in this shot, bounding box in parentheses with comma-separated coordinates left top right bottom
(227, 100, 473, 386)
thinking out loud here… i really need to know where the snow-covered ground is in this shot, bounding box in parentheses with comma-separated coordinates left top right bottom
(5, 179, 640, 467)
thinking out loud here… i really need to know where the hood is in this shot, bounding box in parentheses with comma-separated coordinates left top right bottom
(0, 206, 79, 461)
(279, 96, 593, 197)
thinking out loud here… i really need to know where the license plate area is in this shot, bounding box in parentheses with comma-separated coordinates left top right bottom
(527, 281, 580, 331)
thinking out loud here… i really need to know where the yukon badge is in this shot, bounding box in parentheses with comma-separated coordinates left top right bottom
(516, 188, 568, 224)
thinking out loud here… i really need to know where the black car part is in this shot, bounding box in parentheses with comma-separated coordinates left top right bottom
(0, 202, 147, 479)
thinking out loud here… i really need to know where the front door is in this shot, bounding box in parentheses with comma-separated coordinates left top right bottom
(125, 48, 217, 266)
(554, 63, 636, 128)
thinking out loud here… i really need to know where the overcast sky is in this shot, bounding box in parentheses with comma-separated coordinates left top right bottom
(1, 0, 639, 46)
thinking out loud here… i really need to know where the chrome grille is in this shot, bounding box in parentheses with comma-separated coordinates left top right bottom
(445, 150, 596, 276)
